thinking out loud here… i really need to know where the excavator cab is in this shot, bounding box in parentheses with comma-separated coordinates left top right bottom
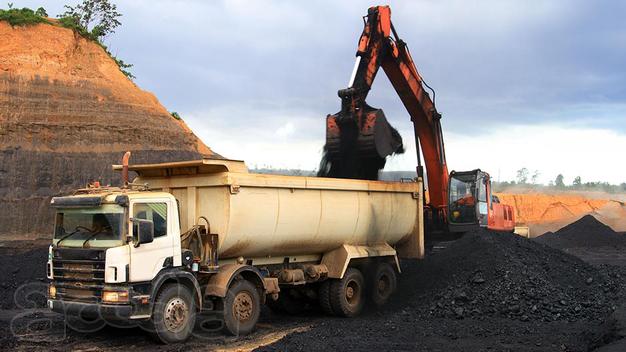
(448, 170, 515, 233)
(448, 170, 490, 232)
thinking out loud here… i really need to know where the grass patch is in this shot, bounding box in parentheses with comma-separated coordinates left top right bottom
(0, 7, 49, 26)
(170, 112, 182, 120)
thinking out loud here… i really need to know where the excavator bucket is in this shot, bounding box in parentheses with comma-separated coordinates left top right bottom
(319, 107, 403, 180)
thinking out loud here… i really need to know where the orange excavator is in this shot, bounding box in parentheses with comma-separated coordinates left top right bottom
(321, 5, 515, 235)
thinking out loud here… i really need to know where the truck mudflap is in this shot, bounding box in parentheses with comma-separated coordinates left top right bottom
(149, 269, 203, 312)
(322, 243, 400, 279)
(205, 264, 266, 299)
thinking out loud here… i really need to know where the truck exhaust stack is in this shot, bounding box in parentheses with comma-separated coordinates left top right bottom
(121, 151, 131, 187)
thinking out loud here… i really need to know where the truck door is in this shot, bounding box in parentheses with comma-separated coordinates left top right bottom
(129, 199, 176, 282)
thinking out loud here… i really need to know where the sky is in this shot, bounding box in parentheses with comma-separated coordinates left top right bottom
(19, 0, 626, 184)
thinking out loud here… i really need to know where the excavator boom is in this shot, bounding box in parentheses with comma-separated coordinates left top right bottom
(322, 6, 448, 221)
(322, 5, 515, 234)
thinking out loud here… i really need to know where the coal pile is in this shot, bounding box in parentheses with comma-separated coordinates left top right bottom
(534, 215, 626, 249)
(0, 246, 48, 309)
(260, 228, 622, 351)
(409, 229, 619, 323)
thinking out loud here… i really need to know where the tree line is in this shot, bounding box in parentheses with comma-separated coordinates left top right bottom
(493, 167, 626, 193)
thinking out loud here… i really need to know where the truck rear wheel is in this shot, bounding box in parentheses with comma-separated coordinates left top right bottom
(329, 267, 365, 317)
(318, 280, 335, 315)
(152, 284, 196, 344)
(222, 279, 260, 336)
(369, 262, 397, 307)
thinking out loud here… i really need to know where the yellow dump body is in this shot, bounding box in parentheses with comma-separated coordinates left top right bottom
(121, 159, 423, 260)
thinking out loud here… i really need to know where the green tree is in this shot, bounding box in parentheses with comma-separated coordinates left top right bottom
(35, 7, 47, 17)
(531, 170, 540, 184)
(58, 1, 133, 79)
(60, 0, 121, 40)
(516, 167, 529, 184)
(573, 176, 581, 187)
(555, 174, 565, 188)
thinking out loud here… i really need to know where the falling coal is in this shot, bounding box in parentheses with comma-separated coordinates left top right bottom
(317, 105, 404, 180)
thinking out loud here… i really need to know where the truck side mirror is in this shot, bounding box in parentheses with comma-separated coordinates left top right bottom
(131, 218, 154, 247)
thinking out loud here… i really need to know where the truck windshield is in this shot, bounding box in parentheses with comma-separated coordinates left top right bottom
(53, 204, 125, 248)
(449, 174, 477, 224)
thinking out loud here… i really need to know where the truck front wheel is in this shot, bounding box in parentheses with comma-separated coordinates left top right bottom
(152, 284, 196, 344)
(329, 267, 365, 317)
(222, 279, 261, 336)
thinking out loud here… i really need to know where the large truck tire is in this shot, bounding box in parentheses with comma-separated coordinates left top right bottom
(369, 262, 397, 307)
(222, 279, 261, 336)
(151, 284, 196, 344)
(318, 280, 335, 315)
(329, 267, 365, 317)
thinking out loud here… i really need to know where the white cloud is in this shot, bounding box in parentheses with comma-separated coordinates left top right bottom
(190, 115, 626, 185)
(275, 122, 295, 138)
(387, 124, 626, 185)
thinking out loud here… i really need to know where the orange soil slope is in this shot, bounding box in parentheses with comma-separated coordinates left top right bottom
(0, 21, 218, 238)
(495, 193, 626, 235)
(0, 21, 214, 155)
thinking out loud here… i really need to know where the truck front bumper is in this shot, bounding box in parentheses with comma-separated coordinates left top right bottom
(48, 299, 139, 321)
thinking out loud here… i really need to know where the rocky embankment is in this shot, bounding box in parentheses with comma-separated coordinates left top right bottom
(0, 21, 219, 239)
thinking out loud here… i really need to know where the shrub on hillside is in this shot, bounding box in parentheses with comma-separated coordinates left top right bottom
(0, 6, 49, 26)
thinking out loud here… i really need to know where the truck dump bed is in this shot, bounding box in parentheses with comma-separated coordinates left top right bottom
(115, 158, 424, 263)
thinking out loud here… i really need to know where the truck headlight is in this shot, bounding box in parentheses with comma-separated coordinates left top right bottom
(49, 284, 56, 299)
(102, 290, 129, 303)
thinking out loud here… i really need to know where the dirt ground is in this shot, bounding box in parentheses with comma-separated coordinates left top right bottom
(2, 221, 626, 351)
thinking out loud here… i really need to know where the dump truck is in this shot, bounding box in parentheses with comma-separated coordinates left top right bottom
(47, 155, 424, 343)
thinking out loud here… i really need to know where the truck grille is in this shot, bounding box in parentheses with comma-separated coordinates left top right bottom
(52, 248, 105, 303)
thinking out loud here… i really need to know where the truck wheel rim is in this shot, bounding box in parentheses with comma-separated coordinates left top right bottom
(377, 274, 391, 297)
(346, 280, 360, 305)
(164, 297, 189, 333)
(233, 291, 254, 322)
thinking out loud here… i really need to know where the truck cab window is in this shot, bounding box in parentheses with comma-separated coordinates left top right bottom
(133, 203, 168, 237)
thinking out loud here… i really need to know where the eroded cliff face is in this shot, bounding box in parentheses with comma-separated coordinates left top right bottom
(0, 22, 218, 239)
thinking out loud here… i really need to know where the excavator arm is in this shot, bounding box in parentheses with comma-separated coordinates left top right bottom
(322, 6, 449, 220)
(322, 5, 516, 234)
